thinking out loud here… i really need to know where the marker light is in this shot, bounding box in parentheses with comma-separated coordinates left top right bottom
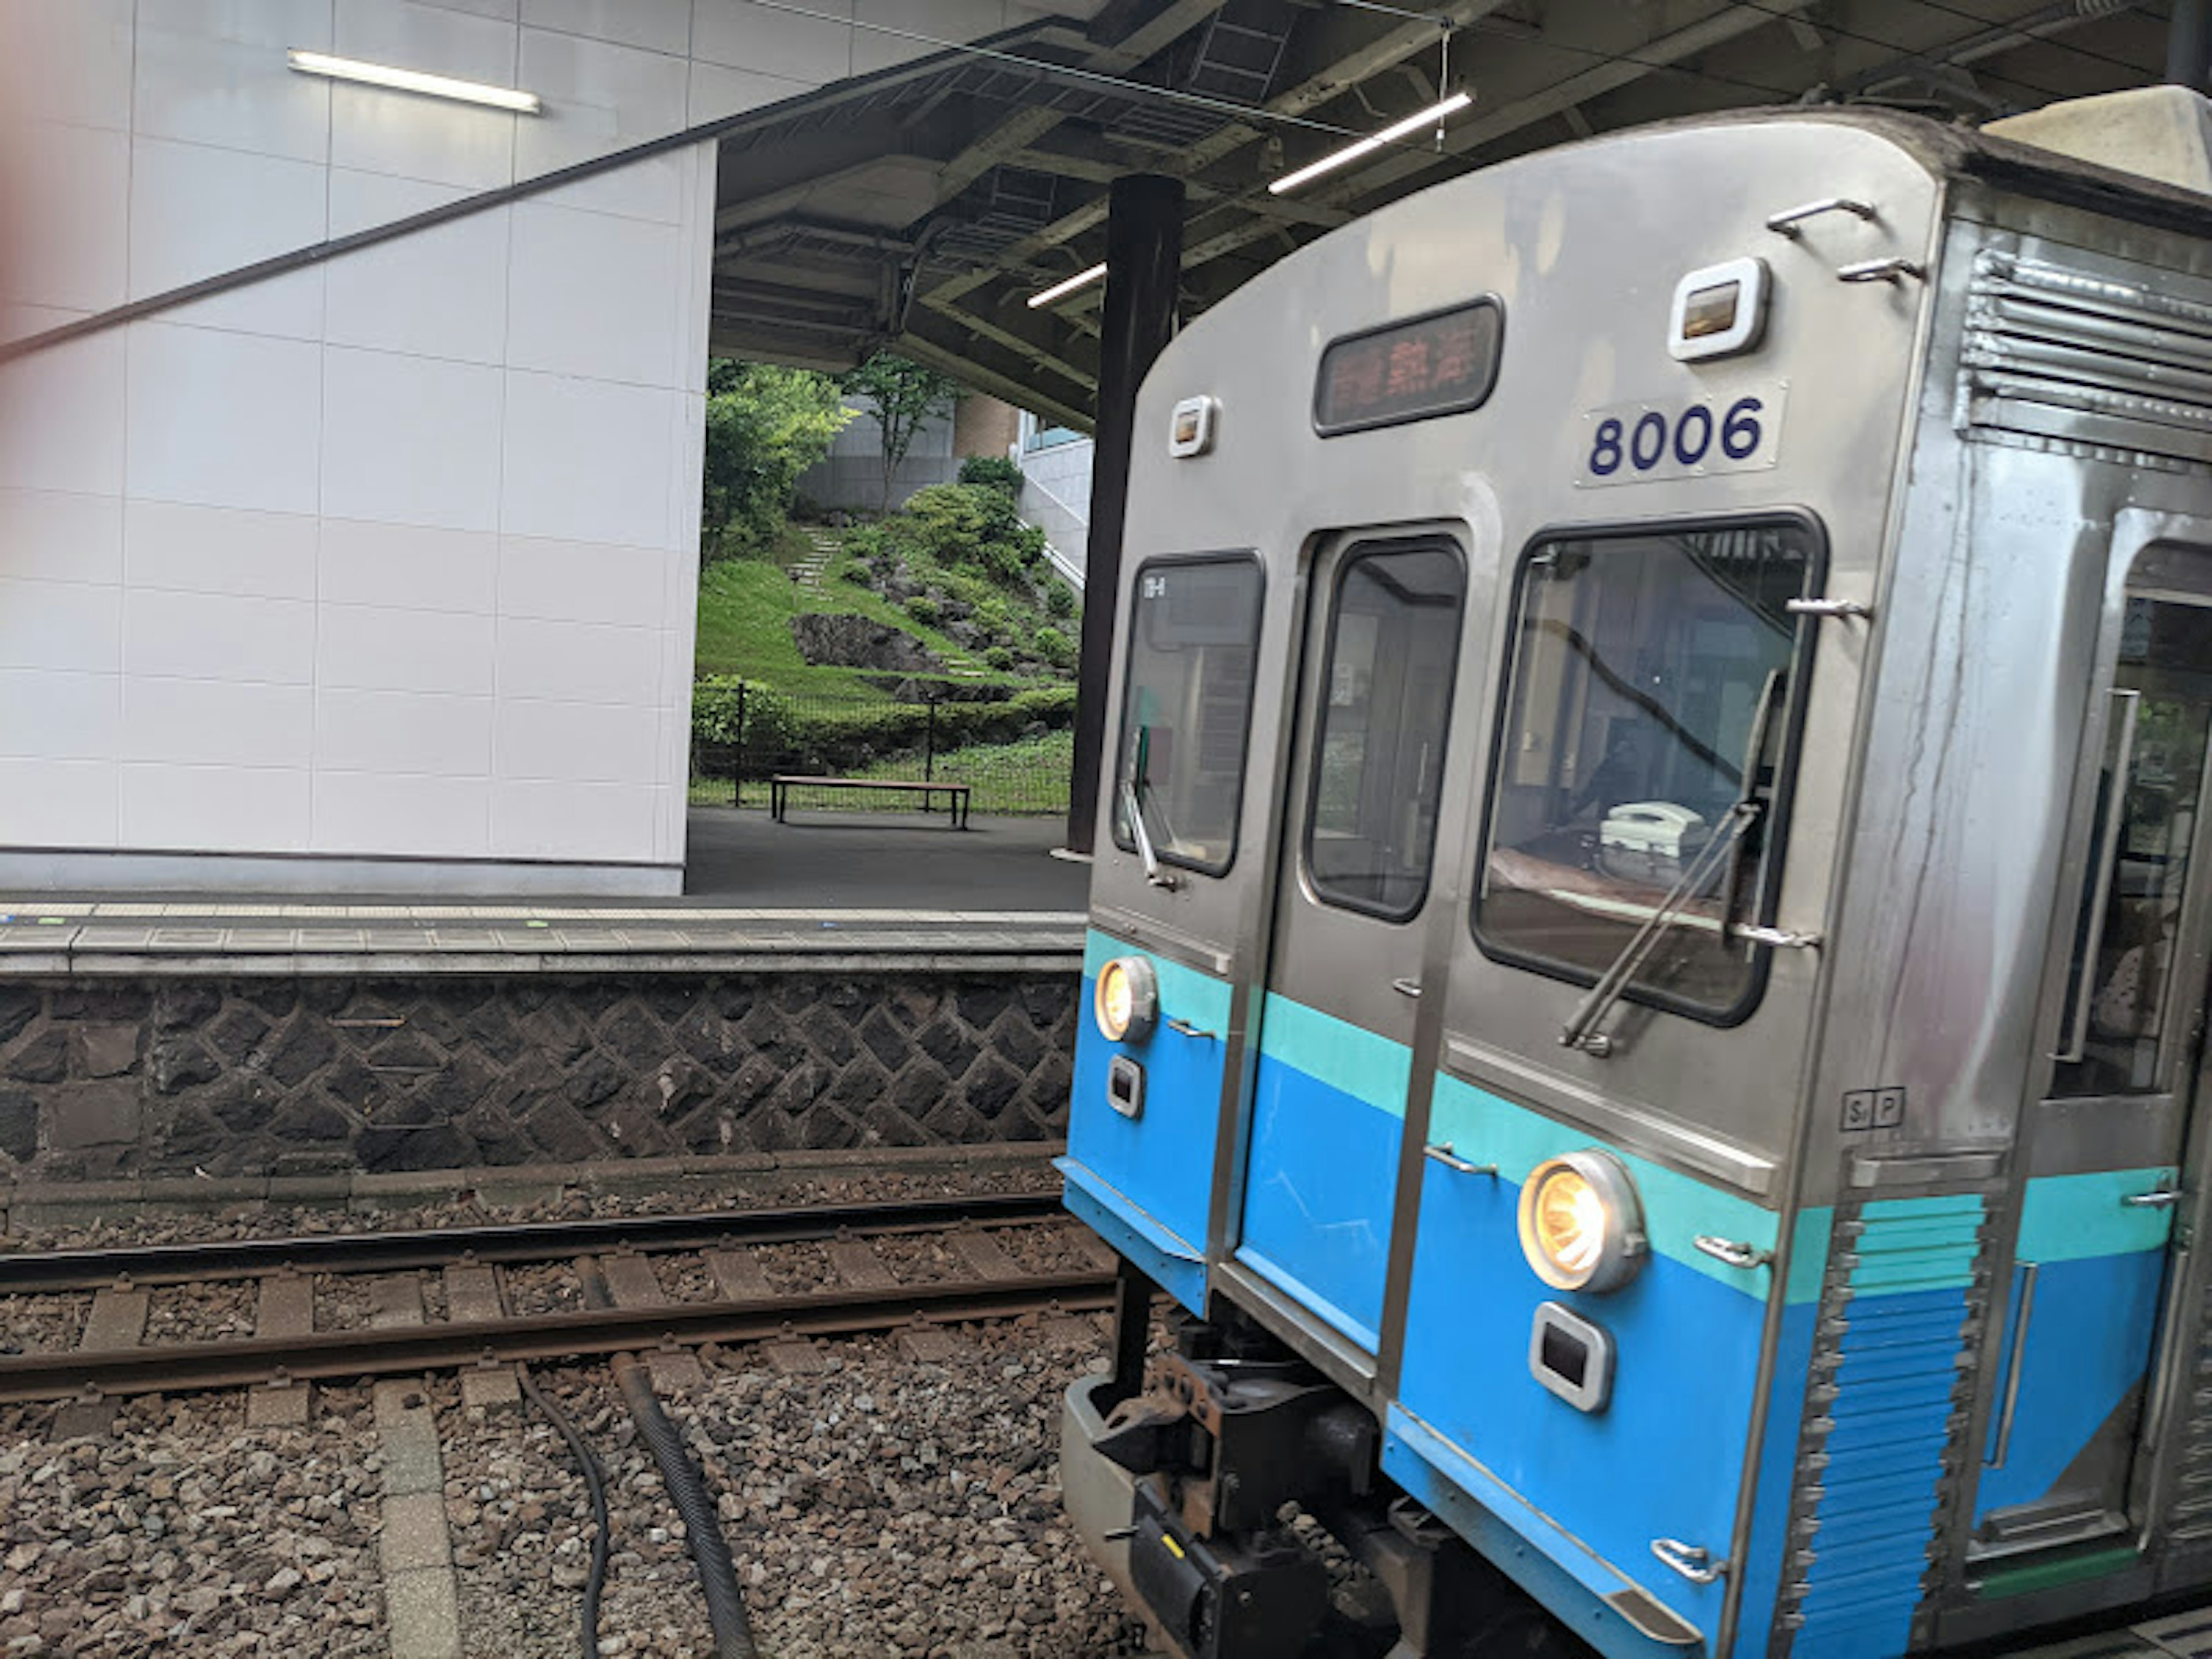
(1094, 956, 1158, 1043)
(1517, 1150, 1646, 1293)
(1268, 92, 1473, 196)
(287, 50, 543, 114)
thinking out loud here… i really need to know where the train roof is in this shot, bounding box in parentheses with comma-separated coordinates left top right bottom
(1608, 95, 2212, 241)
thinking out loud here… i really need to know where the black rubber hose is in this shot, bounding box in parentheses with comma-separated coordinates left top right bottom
(580, 1261, 759, 1659)
(517, 1365, 612, 1659)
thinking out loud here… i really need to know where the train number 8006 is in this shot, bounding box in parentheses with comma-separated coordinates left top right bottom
(1578, 385, 1786, 488)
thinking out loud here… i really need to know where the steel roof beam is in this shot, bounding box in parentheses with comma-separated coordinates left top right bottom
(922, 0, 1515, 306)
(896, 327, 1099, 432)
(1174, 0, 1826, 276)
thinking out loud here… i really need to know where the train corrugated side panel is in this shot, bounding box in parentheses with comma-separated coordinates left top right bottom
(1776, 1195, 1991, 1659)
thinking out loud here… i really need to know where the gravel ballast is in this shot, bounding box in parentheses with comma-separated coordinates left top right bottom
(1, 1153, 1165, 1656)
(0, 1389, 386, 1657)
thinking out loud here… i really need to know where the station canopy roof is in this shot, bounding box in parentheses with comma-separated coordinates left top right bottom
(706, 0, 2176, 429)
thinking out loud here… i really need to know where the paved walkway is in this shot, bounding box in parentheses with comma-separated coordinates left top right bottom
(684, 806, 1085, 908)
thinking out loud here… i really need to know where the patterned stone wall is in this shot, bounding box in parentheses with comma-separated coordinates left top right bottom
(0, 973, 1077, 1183)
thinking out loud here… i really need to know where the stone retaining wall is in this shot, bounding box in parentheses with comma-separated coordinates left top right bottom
(0, 971, 1077, 1183)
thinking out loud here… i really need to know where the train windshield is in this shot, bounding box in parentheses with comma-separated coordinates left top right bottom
(1113, 556, 1264, 874)
(1475, 520, 1816, 1019)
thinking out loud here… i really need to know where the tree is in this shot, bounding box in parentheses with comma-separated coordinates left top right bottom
(699, 359, 853, 565)
(841, 351, 965, 512)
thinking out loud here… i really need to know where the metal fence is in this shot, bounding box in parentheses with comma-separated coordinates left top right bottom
(690, 681, 1074, 817)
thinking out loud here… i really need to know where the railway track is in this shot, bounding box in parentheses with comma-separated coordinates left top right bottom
(0, 1191, 1118, 1406)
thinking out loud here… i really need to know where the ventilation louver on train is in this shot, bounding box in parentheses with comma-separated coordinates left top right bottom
(1961, 250, 2212, 471)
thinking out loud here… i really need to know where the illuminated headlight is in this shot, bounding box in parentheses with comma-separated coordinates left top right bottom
(1517, 1150, 1646, 1293)
(1094, 956, 1158, 1042)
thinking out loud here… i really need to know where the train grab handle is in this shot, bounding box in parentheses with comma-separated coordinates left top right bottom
(1693, 1235, 1773, 1270)
(1423, 1143, 1498, 1177)
(1652, 1539, 1726, 1585)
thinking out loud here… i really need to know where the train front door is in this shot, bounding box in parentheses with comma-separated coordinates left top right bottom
(1234, 533, 1467, 1355)
(1976, 528, 2212, 1559)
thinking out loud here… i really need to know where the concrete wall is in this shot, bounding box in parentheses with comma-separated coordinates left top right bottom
(797, 392, 1031, 513)
(0, 968, 1077, 1181)
(1017, 431, 1093, 581)
(798, 396, 957, 513)
(0, 0, 1056, 894)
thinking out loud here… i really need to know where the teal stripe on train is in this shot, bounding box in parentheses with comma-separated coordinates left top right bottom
(2016, 1166, 2178, 1262)
(1082, 928, 1233, 1033)
(1429, 1073, 1804, 1298)
(1255, 993, 1411, 1115)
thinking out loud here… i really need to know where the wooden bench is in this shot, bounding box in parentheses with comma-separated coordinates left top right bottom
(770, 774, 972, 828)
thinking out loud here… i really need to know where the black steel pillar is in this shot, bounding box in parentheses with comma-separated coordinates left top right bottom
(2171, 0, 2212, 92)
(1065, 173, 1184, 855)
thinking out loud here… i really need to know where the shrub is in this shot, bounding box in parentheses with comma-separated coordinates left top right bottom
(691, 675, 796, 753)
(1046, 582, 1077, 618)
(984, 646, 1016, 672)
(881, 483, 1047, 584)
(1009, 683, 1078, 726)
(957, 454, 1023, 495)
(906, 596, 941, 627)
(1033, 625, 1073, 668)
(972, 596, 1014, 639)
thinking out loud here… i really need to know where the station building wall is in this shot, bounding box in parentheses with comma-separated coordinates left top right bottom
(0, 0, 1052, 895)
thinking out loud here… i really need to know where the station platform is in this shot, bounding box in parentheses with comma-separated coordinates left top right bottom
(2018, 1608, 2212, 1659)
(0, 808, 1090, 975)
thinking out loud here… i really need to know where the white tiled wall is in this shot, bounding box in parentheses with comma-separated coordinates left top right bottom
(0, 0, 1058, 885)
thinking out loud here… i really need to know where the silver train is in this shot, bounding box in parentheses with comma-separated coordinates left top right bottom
(1055, 85, 2212, 1659)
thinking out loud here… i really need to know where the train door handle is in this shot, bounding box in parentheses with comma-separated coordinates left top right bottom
(1391, 978, 1422, 998)
(2124, 1188, 2183, 1209)
(1651, 1539, 1726, 1584)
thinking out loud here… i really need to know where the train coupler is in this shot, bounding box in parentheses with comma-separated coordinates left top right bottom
(1128, 1475, 1330, 1659)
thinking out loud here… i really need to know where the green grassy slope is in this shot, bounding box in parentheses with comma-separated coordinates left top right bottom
(692, 525, 1024, 695)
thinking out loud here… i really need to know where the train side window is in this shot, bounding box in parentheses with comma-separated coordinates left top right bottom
(1304, 540, 1466, 919)
(2052, 593, 2212, 1097)
(1472, 517, 1821, 1024)
(1112, 555, 1265, 876)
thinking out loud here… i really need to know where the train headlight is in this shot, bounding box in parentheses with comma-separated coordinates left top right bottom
(1094, 956, 1158, 1043)
(1517, 1151, 1646, 1293)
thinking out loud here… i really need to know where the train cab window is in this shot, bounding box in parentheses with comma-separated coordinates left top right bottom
(1113, 555, 1264, 876)
(1474, 519, 1819, 1021)
(2052, 594, 2212, 1097)
(1305, 541, 1465, 919)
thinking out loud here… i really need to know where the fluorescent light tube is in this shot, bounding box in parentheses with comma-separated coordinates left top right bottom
(287, 50, 543, 114)
(1027, 262, 1108, 309)
(1268, 91, 1472, 195)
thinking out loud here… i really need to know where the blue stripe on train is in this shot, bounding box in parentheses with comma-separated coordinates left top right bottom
(1973, 1249, 2165, 1518)
(1395, 1150, 1768, 1650)
(1237, 1046, 1404, 1350)
(1062, 933, 1235, 1304)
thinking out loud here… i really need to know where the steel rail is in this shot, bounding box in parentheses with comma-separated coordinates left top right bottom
(0, 1270, 1114, 1404)
(0, 1192, 1066, 1294)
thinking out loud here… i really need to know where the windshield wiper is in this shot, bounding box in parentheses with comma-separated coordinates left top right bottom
(1122, 724, 1181, 891)
(1560, 666, 1792, 1056)
(1559, 801, 1758, 1056)
(1122, 777, 1181, 891)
